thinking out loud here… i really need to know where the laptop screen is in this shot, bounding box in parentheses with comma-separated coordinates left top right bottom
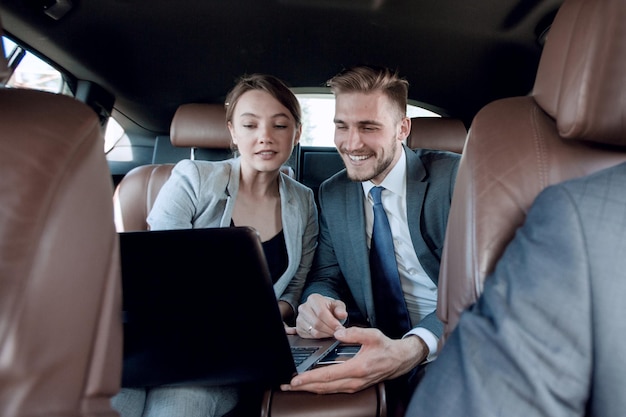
(119, 226, 297, 388)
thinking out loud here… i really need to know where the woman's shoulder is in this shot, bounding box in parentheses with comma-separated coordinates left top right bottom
(172, 158, 235, 177)
(281, 171, 314, 196)
(167, 159, 235, 196)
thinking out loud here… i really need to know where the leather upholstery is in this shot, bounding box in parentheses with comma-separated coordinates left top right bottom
(114, 103, 231, 232)
(533, 0, 626, 146)
(261, 382, 387, 417)
(0, 85, 122, 416)
(407, 117, 466, 154)
(437, 0, 626, 343)
(113, 163, 174, 232)
(170, 103, 231, 149)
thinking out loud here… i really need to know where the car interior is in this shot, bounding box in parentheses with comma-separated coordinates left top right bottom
(2, 0, 625, 415)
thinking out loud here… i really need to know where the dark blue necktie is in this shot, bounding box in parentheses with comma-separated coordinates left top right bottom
(369, 186, 411, 339)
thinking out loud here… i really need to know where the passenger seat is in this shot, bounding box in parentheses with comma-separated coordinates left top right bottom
(0, 14, 122, 415)
(113, 103, 231, 232)
(437, 0, 626, 344)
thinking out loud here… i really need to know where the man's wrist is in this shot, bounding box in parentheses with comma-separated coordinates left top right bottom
(404, 327, 439, 363)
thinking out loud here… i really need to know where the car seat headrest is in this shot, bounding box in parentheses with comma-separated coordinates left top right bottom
(170, 103, 232, 149)
(407, 117, 467, 154)
(533, 0, 626, 146)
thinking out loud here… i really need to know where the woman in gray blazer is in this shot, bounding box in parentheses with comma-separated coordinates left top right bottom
(113, 74, 318, 417)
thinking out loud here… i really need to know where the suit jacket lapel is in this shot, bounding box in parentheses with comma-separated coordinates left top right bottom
(405, 146, 437, 285)
(220, 158, 239, 227)
(342, 180, 373, 317)
(279, 176, 300, 265)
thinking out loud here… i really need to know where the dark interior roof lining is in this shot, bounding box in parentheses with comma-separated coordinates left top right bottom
(0, 0, 562, 135)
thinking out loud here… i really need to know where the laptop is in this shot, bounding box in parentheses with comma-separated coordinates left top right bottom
(118, 226, 340, 388)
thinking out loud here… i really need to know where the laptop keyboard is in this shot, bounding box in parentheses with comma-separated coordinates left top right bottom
(291, 346, 319, 367)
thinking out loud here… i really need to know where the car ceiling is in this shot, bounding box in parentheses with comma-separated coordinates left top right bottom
(0, 0, 562, 135)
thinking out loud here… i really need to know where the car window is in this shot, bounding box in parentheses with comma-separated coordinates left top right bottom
(2, 36, 70, 95)
(2, 35, 124, 153)
(296, 93, 440, 147)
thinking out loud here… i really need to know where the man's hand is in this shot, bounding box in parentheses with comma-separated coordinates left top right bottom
(284, 323, 297, 335)
(296, 294, 348, 338)
(280, 326, 428, 394)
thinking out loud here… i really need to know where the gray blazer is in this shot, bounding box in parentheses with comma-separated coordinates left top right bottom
(408, 161, 626, 417)
(147, 158, 319, 310)
(302, 145, 459, 338)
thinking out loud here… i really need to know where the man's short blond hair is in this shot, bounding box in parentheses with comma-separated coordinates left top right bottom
(327, 65, 409, 119)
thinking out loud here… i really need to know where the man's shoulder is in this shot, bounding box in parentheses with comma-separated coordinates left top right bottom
(567, 161, 626, 190)
(411, 148, 460, 167)
(542, 161, 626, 209)
(319, 167, 350, 191)
(408, 148, 460, 182)
(167, 159, 234, 196)
(317, 168, 361, 213)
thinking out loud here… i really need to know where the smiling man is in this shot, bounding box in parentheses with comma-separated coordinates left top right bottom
(281, 65, 460, 414)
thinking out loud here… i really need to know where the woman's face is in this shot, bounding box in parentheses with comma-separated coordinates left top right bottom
(228, 89, 301, 174)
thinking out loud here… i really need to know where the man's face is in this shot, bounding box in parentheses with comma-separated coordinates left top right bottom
(333, 91, 409, 184)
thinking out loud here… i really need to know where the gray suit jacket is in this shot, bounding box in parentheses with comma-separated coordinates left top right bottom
(302, 145, 459, 338)
(147, 158, 319, 310)
(408, 161, 626, 417)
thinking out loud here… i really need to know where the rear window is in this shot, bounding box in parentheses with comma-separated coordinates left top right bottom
(296, 93, 440, 147)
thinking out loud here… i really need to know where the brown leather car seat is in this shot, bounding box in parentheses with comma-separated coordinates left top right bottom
(407, 117, 467, 154)
(170, 102, 233, 160)
(437, 0, 626, 343)
(0, 16, 122, 416)
(113, 103, 232, 231)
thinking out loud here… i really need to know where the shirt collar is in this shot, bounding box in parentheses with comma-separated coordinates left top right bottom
(362, 146, 407, 199)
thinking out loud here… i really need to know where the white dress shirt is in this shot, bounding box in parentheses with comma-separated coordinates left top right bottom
(362, 147, 439, 361)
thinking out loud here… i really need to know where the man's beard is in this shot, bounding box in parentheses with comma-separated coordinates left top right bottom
(344, 145, 397, 183)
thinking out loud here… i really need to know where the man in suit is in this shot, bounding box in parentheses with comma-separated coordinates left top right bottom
(280, 65, 459, 410)
(407, 161, 626, 416)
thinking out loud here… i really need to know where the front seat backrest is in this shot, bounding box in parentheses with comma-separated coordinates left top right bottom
(438, 0, 626, 343)
(0, 16, 122, 415)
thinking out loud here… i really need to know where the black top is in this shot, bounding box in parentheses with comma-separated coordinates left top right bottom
(261, 229, 288, 284)
(231, 221, 288, 284)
